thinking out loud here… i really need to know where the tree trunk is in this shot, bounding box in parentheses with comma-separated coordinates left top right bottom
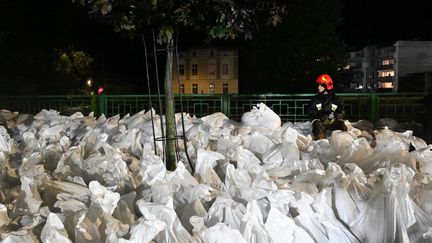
(164, 37, 177, 170)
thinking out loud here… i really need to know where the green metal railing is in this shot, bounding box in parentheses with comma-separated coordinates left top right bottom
(0, 93, 426, 122)
(0, 95, 96, 115)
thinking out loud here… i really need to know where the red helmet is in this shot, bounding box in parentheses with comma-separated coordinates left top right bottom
(315, 74, 333, 90)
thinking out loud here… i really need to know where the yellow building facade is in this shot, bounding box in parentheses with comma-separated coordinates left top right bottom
(172, 48, 238, 94)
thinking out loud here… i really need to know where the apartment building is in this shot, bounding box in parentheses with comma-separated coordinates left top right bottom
(172, 48, 238, 94)
(343, 41, 432, 93)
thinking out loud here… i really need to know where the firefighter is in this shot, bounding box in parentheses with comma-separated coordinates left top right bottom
(308, 74, 347, 140)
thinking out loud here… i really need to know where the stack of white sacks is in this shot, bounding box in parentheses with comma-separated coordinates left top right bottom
(0, 102, 431, 242)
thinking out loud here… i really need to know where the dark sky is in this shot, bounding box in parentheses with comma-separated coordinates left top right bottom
(340, 1, 432, 49)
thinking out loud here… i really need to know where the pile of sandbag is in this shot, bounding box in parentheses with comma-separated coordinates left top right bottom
(0, 104, 431, 242)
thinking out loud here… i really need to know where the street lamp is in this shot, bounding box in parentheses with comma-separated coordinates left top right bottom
(87, 79, 92, 87)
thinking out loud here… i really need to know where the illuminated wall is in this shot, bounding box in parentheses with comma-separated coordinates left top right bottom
(172, 48, 239, 94)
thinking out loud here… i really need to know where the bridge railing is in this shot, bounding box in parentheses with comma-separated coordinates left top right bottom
(0, 93, 426, 122)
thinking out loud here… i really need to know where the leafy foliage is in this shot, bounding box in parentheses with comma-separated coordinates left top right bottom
(53, 46, 93, 94)
(74, 0, 286, 41)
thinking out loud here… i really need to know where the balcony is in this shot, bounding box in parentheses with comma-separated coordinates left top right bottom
(375, 64, 394, 70)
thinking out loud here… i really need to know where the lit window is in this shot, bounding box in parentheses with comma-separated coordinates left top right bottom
(208, 64, 215, 76)
(192, 64, 198, 75)
(379, 59, 395, 66)
(378, 82, 394, 89)
(377, 70, 394, 77)
(179, 84, 184, 94)
(223, 83, 229, 94)
(179, 64, 185, 76)
(192, 84, 198, 94)
(209, 83, 215, 94)
(222, 64, 229, 75)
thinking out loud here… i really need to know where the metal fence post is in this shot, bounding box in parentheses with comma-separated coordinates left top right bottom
(91, 95, 98, 115)
(369, 93, 379, 121)
(99, 94, 107, 116)
(221, 94, 231, 117)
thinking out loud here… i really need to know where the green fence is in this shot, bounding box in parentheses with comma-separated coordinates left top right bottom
(0, 93, 426, 122)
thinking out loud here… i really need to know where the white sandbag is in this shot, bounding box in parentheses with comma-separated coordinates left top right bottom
(226, 164, 277, 202)
(242, 131, 275, 159)
(261, 127, 300, 169)
(33, 109, 60, 121)
(289, 192, 333, 242)
(83, 144, 131, 189)
(328, 130, 357, 158)
(307, 139, 336, 165)
(0, 126, 13, 153)
(11, 176, 42, 218)
(240, 200, 270, 243)
(236, 147, 262, 174)
(324, 163, 359, 225)
(88, 180, 121, 214)
(225, 164, 252, 201)
(206, 196, 246, 230)
(374, 127, 409, 152)
(136, 200, 194, 243)
(0, 203, 10, 228)
(187, 123, 210, 152)
(118, 219, 166, 243)
(1, 230, 37, 243)
(194, 149, 225, 188)
(202, 223, 246, 243)
(120, 110, 145, 129)
(262, 143, 300, 169)
(201, 112, 229, 130)
(264, 207, 314, 243)
(357, 141, 414, 173)
(177, 199, 208, 234)
(0, 109, 18, 122)
(349, 164, 431, 243)
(241, 103, 281, 131)
(216, 134, 242, 161)
(112, 128, 143, 158)
(175, 113, 194, 137)
(336, 137, 374, 166)
(343, 163, 372, 211)
(75, 181, 128, 242)
(410, 146, 432, 173)
(40, 213, 72, 243)
(293, 121, 312, 136)
(292, 168, 326, 185)
(313, 188, 361, 242)
(43, 180, 91, 206)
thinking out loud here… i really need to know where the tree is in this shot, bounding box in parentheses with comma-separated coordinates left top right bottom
(74, 0, 286, 170)
(53, 46, 94, 94)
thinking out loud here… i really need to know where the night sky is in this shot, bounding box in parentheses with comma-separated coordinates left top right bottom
(1, 0, 432, 93)
(341, 0, 432, 49)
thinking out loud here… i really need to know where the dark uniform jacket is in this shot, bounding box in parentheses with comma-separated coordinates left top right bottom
(308, 92, 344, 122)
